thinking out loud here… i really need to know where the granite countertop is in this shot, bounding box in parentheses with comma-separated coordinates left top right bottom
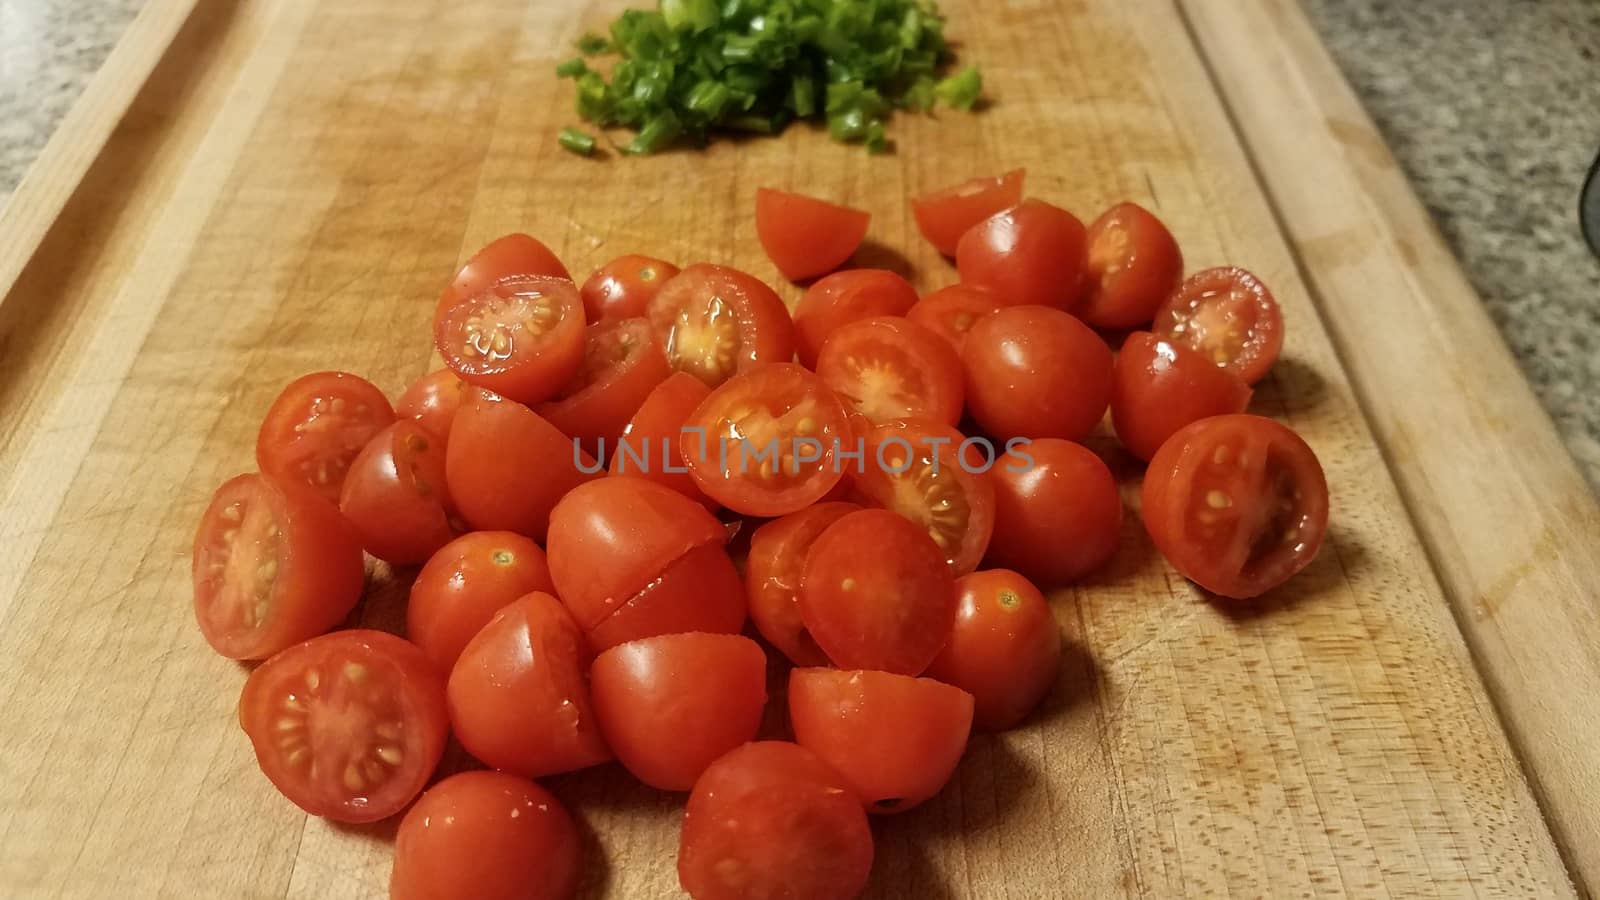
(3, 0, 1598, 486)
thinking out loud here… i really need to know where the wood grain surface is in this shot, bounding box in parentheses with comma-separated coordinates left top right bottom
(0, 0, 1584, 897)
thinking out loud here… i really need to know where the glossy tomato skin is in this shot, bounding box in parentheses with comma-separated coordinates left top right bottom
(906, 284, 1004, 352)
(648, 264, 796, 387)
(1153, 266, 1284, 385)
(584, 541, 747, 651)
(1079, 202, 1184, 330)
(1111, 332, 1252, 462)
(446, 592, 611, 778)
(792, 269, 919, 368)
(926, 570, 1062, 732)
(193, 473, 365, 660)
(745, 502, 860, 667)
(435, 274, 587, 405)
(961, 305, 1114, 442)
(538, 317, 672, 460)
(446, 389, 599, 541)
(755, 188, 871, 282)
(987, 438, 1122, 586)
(590, 633, 767, 791)
(396, 369, 466, 447)
(256, 371, 396, 503)
(339, 420, 459, 565)
(609, 372, 716, 509)
(239, 630, 448, 823)
(679, 741, 873, 900)
(956, 199, 1088, 311)
(1141, 414, 1328, 600)
(580, 254, 681, 322)
(788, 668, 974, 814)
(816, 316, 965, 427)
(438, 233, 571, 317)
(852, 418, 995, 575)
(408, 531, 555, 673)
(912, 169, 1027, 257)
(391, 771, 581, 900)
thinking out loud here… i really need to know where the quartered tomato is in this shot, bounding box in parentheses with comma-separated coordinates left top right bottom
(988, 438, 1122, 586)
(906, 284, 1003, 352)
(1079, 202, 1184, 330)
(1111, 331, 1252, 462)
(956, 199, 1088, 310)
(339, 420, 459, 565)
(647, 264, 795, 387)
(852, 418, 995, 575)
(256, 371, 395, 503)
(407, 531, 555, 673)
(754, 188, 870, 282)
(438, 233, 571, 316)
(926, 569, 1062, 732)
(434, 274, 587, 405)
(609, 372, 716, 509)
(585, 541, 747, 651)
(445, 389, 598, 541)
(682, 363, 851, 517)
(815, 317, 963, 427)
(745, 501, 860, 667)
(911, 169, 1026, 257)
(239, 630, 448, 823)
(1152, 266, 1284, 385)
(1142, 414, 1329, 599)
(792, 269, 919, 368)
(192, 473, 364, 660)
(961, 305, 1114, 442)
(538, 317, 671, 460)
(395, 369, 465, 447)
(580, 254, 681, 322)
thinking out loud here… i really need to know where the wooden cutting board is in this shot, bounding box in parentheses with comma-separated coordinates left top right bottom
(3, 0, 1598, 897)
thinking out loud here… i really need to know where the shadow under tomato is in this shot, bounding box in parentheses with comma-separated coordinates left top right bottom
(328, 809, 402, 843)
(1210, 523, 1365, 623)
(568, 803, 615, 900)
(1248, 354, 1327, 418)
(848, 238, 918, 281)
(348, 559, 417, 636)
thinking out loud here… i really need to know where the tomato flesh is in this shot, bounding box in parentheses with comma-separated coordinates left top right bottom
(926, 569, 1063, 731)
(1079, 202, 1184, 330)
(580, 254, 681, 322)
(956, 199, 1088, 311)
(852, 418, 995, 575)
(1111, 331, 1253, 462)
(407, 531, 554, 673)
(906, 284, 1003, 352)
(745, 501, 860, 667)
(1152, 266, 1284, 385)
(815, 316, 964, 428)
(987, 438, 1123, 586)
(538, 316, 671, 460)
(912, 169, 1026, 257)
(256, 371, 396, 503)
(755, 188, 870, 282)
(792, 269, 919, 368)
(648, 263, 795, 387)
(435, 274, 587, 405)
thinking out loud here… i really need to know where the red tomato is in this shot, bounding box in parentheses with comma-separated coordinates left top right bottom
(815, 316, 964, 427)
(438, 233, 571, 316)
(988, 438, 1122, 586)
(1141, 414, 1328, 600)
(580, 254, 681, 322)
(961, 305, 1114, 442)
(339, 420, 458, 565)
(408, 531, 555, 673)
(255, 371, 395, 503)
(956, 199, 1088, 311)
(391, 771, 580, 900)
(1152, 266, 1284, 385)
(192, 473, 364, 660)
(239, 630, 448, 823)
(799, 508, 956, 675)
(538, 317, 671, 459)
(788, 668, 973, 814)
(852, 418, 995, 575)
(906, 284, 1004, 352)
(911, 169, 1026, 257)
(1111, 332, 1253, 462)
(792, 269, 919, 367)
(679, 742, 873, 900)
(590, 633, 767, 791)
(446, 389, 598, 541)
(609, 372, 716, 509)
(754, 188, 870, 282)
(1078, 202, 1184, 330)
(434, 274, 587, 405)
(584, 541, 747, 651)
(647, 264, 795, 387)
(926, 569, 1062, 732)
(446, 592, 611, 778)
(395, 369, 465, 446)
(745, 502, 860, 667)
(681, 363, 851, 517)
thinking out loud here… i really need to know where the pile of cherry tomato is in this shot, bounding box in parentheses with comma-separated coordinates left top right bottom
(192, 169, 1329, 900)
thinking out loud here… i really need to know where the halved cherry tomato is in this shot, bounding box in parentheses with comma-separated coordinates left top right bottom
(255, 371, 395, 503)
(192, 473, 364, 660)
(339, 420, 458, 565)
(988, 438, 1122, 586)
(538, 317, 671, 459)
(647, 264, 795, 387)
(961, 305, 1114, 441)
(852, 418, 995, 575)
(679, 742, 873, 900)
(434, 274, 586, 405)
(610, 372, 716, 509)
(239, 630, 448, 823)
(395, 369, 465, 447)
(754, 188, 870, 282)
(392, 771, 581, 900)
(446, 389, 598, 541)
(681, 363, 851, 517)
(580, 254, 681, 322)
(792, 269, 919, 367)
(1079, 202, 1184, 330)
(590, 633, 767, 791)
(788, 668, 973, 814)
(1142, 414, 1328, 600)
(408, 531, 554, 673)
(1152, 266, 1284, 385)
(745, 501, 860, 667)
(906, 284, 1004, 352)
(956, 199, 1088, 310)
(799, 508, 956, 675)
(585, 541, 747, 651)
(438, 233, 571, 317)
(1111, 332, 1252, 462)
(815, 316, 964, 427)
(926, 569, 1062, 732)
(912, 169, 1026, 257)
(446, 592, 611, 778)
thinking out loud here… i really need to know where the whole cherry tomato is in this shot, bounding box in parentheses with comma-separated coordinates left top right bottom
(396, 369, 466, 446)
(1110, 331, 1252, 462)
(745, 501, 860, 667)
(580, 254, 680, 322)
(926, 569, 1063, 731)
(408, 531, 554, 673)
(961, 305, 1113, 442)
(987, 438, 1122, 586)
(956, 199, 1088, 311)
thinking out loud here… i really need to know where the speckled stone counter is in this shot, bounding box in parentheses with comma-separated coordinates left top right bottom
(3, 0, 1599, 486)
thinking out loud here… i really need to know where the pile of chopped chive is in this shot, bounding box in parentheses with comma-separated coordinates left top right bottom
(556, 0, 983, 156)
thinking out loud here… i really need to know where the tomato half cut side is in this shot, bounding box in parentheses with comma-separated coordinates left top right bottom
(1110, 331, 1252, 462)
(407, 531, 554, 673)
(446, 389, 598, 541)
(609, 371, 716, 509)
(538, 317, 671, 460)
(792, 269, 919, 368)
(906, 284, 1004, 352)
(815, 316, 964, 427)
(852, 418, 995, 575)
(256, 371, 396, 503)
(1141, 414, 1329, 600)
(1152, 266, 1284, 385)
(339, 420, 459, 565)
(926, 569, 1063, 732)
(647, 263, 795, 387)
(434, 274, 587, 405)
(1079, 202, 1184, 330)
(437, 233, 570, 317)
(911, 169, 1026, 257)
(956, 199, 1089, 311)
(580, 254, 681, 322)
(987, 438, 1122, 586)
(239, 630, 448, 823)
(395, 369, 465, 447)
(754, 188, 871, 282)
(745, 501, 860, 667)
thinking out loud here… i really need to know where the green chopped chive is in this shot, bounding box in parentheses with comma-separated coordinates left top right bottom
(624, 110, 683, 154)
(559, 127, 598, 156)
(934, 67, 983, 111)
(576, 32, 610, 56)
(556, 58, 588, 78)
(661, 0, 720, 31)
